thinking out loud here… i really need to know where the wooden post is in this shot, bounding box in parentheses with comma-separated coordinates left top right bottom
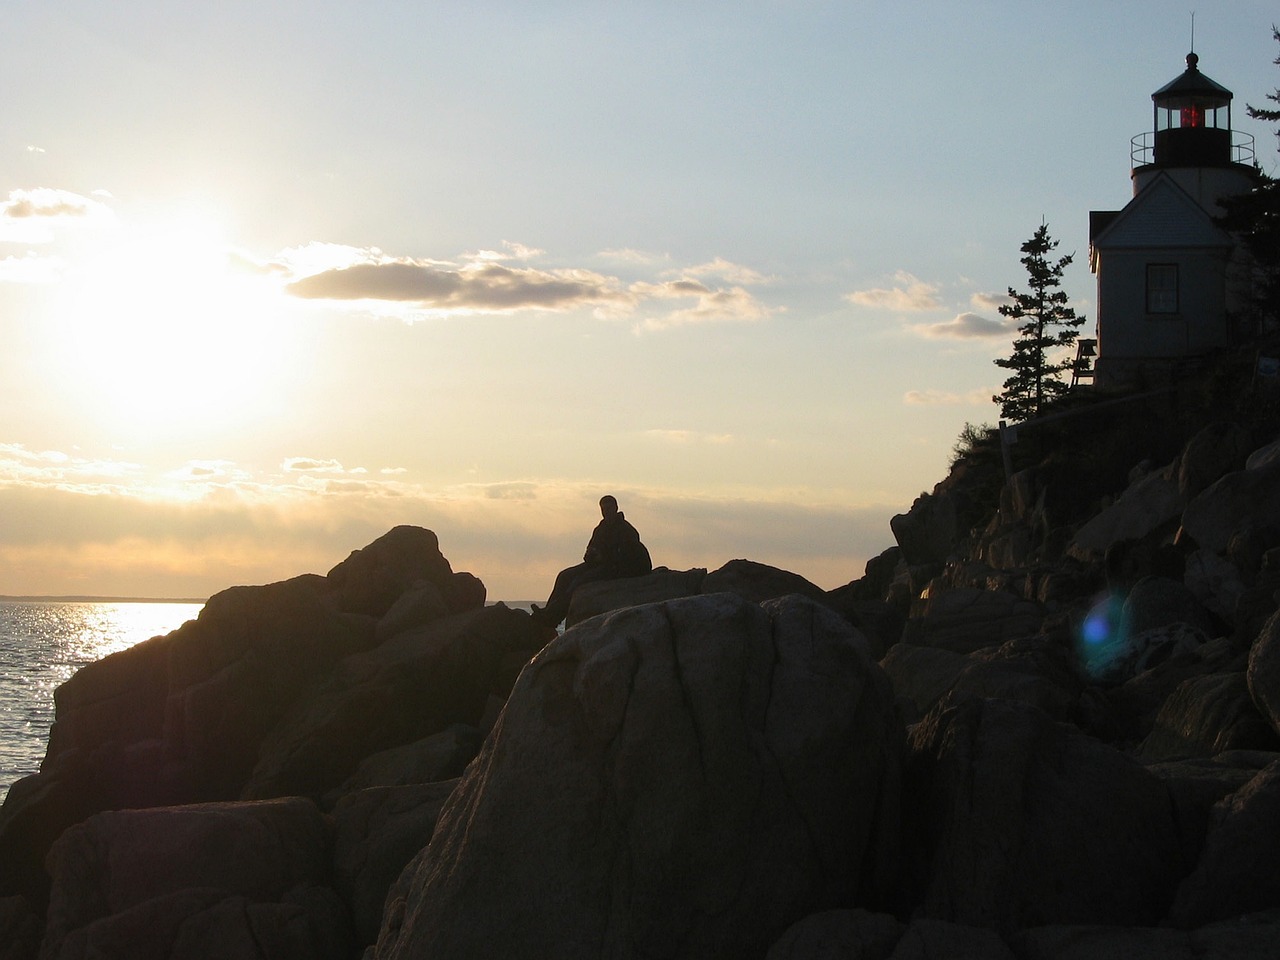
(998, 419, 1016, 482)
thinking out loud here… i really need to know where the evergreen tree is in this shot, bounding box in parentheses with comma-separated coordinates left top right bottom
(993, 222, 1086, 421)
(1217, 26, 1280, 337)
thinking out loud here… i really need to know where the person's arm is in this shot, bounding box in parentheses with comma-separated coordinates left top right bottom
(584, 521, 608, 562)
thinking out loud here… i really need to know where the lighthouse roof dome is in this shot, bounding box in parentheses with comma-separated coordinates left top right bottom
(1152, 52, 1233, 109)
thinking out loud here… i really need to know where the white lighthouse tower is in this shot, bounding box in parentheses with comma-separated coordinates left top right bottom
(1088, 51, 1258, 388)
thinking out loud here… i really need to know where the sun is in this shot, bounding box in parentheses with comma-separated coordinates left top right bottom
(51, 208, 292, 438)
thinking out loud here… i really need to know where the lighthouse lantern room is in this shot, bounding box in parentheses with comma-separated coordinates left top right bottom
(1146, 52, 1235, 167)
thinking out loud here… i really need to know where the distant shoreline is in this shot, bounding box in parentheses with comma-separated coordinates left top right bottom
(0, 596, 208, 604)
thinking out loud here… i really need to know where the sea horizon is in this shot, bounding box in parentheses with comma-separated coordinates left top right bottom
(0, 595, 210, 604)
(1, 595, 538, 606)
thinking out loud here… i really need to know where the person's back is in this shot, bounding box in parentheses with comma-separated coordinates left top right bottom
(585, 506, 651, 578)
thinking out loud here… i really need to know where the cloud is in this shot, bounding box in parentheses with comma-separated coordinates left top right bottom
(846, 271, 942, 311)
(0, 475, 900, 600)
(633, 279, 713, 300)
(2, 188, 108, 220)
(903, 388, 995, 406)
(627, 256, 773, 330)
(598, 248, 670, 265)
(0, 410, 907, 598)
(279, 242, 775, 331)
(270, 242, 382, 277)
(286, 257, 629, 314)
(911, 312, 1012, 339)
(678, 257, 769, 286)
(644, 429, 735, 445)
(481, 482, 539, 500)
(466, 240, 543, 262)
(282, 457, 346, 473)
(0, 443, 140, 485)
(634, 285, 775, 332)
(0, 188, 113, 243)
(971, 291, 1014, 311)
(169, 460, 239, 481)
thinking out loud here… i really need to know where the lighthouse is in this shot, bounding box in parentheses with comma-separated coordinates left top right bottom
(1088, 52, 1258, 388)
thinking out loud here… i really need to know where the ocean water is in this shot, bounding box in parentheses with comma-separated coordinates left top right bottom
(0, 600, 204, 804)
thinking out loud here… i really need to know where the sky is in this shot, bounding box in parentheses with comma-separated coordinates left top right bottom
(1, 2, 1278, 601)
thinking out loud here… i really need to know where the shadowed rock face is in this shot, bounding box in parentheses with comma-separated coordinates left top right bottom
(1249, 611, 1280, 736)
(882, 636, 1082, 725)
(1138, 672, 1279, 762)
(241, 603, 545, 801)
(900, 587, 1045, 654)
(41, 798, 351, 960)
(373, 593, 904, 960)
(904, 697, 1183, 932)
(1168, 759, 1280, 928)
(331, 781, 460, 947)
(1181, 457, 1280, 555)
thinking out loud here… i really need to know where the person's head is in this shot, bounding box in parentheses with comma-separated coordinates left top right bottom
(599, 495, 619, 518)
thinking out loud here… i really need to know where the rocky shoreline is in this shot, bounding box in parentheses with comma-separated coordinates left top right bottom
(3, 384, 1280, 958)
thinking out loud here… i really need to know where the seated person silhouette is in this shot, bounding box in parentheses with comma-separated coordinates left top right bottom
(531, 495, 651, 629)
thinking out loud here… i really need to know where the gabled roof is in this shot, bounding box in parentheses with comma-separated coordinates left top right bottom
(1089, 172, 1232, 268)
(1089, 210, 1120, 243)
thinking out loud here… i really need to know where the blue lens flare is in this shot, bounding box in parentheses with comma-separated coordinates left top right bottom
(1082, 606, 1112, 645)
(1076, 592, 1129, 680)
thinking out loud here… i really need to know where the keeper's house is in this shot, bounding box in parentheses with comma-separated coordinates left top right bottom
(1087, 52, 1259, 388)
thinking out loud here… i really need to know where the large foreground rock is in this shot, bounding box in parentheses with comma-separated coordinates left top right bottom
(565, 566, 706, 627)
(701, 559, 829, 605)
(564, 561, 832, 630)
(1167, 759, 1280, 927)
(41, 798, 350, 960)
(373, 593, 903, 959)
(0, 897, 39, 960)
(766, 909, 1016, 959)
(1010, 910, 1280, 959)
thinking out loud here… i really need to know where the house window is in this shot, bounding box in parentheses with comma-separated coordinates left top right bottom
(1146, 264, 1179, 314)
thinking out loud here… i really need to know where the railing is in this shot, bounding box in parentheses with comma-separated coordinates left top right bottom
(1130, 129, 1256, 167)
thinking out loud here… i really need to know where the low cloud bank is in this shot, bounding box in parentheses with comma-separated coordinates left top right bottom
(0, 479, 896, 601)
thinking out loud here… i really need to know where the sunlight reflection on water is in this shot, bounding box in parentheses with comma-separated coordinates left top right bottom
(0, 601, 203, 803)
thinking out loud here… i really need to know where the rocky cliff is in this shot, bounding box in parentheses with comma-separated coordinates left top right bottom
(3, 372, 1280, 959)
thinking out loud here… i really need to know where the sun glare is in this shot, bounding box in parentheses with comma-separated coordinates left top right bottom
(52, 211, 291, 436)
